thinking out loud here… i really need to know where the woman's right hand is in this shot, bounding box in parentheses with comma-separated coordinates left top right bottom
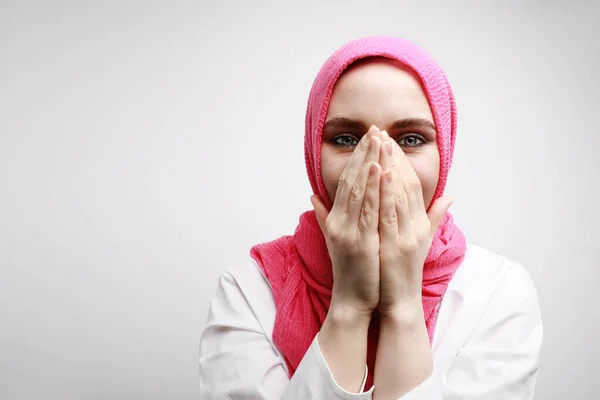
(311, 125, 384, 316)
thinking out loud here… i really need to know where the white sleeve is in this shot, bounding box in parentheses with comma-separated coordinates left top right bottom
(284, 333, 373, 399)
(392, 262, 543, 400)
(201, 261, 542, 400)
(199, 271, 372, 399)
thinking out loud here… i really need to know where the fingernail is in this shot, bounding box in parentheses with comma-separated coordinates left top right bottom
(385, 170, 392, 183)
(381, 130, 389, 139)
(385, 141, 393, 156)
(369, 163, 377, 176)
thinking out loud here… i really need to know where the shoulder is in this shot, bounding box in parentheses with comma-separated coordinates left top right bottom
(459, 245, 543, 358)
(212, 256, 273, 296)
(208, 257, 278, 341)
(433, 244, 543, 371)
(466, 244, 541, 323)
(225, 256, 275, 299)
(443, 243, 542, 340)
(459, 244, 539, 301)
(449, 243, 540, 321)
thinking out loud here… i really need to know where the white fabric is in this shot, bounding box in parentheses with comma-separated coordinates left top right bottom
(199, 244, 543, 399)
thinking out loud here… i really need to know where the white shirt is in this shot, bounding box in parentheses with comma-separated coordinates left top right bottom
(199, 244, 543, 399)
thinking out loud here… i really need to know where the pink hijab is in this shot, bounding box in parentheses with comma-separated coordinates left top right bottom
(250, 36, 466, 390)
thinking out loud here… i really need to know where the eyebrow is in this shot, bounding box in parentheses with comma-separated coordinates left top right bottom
(323, 117, 436, 132)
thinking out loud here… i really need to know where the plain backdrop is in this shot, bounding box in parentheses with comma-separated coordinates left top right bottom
(1, 0, 599, 399)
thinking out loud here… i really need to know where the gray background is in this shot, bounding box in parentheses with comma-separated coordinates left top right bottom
(1, 0, 598, 399)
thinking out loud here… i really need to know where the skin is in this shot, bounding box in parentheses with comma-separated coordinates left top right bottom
(320, 58, 440, 211)
(310, 58, 453, 398)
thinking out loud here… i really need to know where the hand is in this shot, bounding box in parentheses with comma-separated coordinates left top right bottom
(376, 131, 452, 316)
(311, 125, 384, 316)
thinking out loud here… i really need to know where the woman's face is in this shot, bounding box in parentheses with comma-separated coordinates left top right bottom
(321, 58, 440, 209)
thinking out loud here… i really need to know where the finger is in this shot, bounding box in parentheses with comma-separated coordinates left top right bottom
(378, 134, 411, 229)
(404, 175, 425, 220)
(347, 134, 382, 221)
(394, 176, 410, 231)
(310, 194, 330, 234)
(333, 125, 380, 214)
(379, 131, 395, 172)
(364, 133, 383, 165)
(379, 169, 399, 246)
(348, 159, 378, 227)
(386, 137, 426, 218)
(427, 196, 453, 237)
(358, 162, 381, 236)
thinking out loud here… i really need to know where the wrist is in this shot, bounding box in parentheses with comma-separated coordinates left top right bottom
(326, 300, 373, 330)
(379, 298, 424, 328)
(319, 300, 371, 362)
(318, 299, 371, 394)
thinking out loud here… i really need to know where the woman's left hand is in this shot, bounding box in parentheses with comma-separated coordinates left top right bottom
(376, 131, 452, 316)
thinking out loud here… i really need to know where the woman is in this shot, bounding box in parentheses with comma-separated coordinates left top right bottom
(199, 36, 543, 399)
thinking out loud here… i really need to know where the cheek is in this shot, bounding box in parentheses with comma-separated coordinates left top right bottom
(320, 149, 348, 204)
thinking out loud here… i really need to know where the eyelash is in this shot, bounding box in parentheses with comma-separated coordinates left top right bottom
(332, 134, 427, 148)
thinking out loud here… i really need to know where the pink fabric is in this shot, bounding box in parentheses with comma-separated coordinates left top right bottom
(250, 36, 467, 390)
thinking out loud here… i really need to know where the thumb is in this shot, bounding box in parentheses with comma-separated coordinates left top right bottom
(310, 194, 329, 234)
(427, 196, 452, 237)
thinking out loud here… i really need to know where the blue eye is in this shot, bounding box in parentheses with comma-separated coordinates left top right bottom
(332, 133, 427, 148)
(398, 134, 426, 147)
(333, 135, 359, 147)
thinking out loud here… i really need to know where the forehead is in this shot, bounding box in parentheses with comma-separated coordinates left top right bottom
(325, 58, 433, 124)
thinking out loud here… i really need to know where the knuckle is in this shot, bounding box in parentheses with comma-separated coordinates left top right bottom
(381, 210, 397, 226)
(358, 213, 370, 233)
(350, 185, 363, 202)
(400, 237, 419, 252)
(404, 179, 422, 194)
(326, 220, 341, 240)
(329, 231, 345, 248)
(338, 176, 353, 192)
(395, 191, 408, 205)
(361, 201, 375, 218)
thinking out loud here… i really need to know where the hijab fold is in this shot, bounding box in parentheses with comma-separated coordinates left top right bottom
(250, 36, 467, 390)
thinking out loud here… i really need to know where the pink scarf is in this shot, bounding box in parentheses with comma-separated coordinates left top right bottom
(250, 36, 466, 390)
